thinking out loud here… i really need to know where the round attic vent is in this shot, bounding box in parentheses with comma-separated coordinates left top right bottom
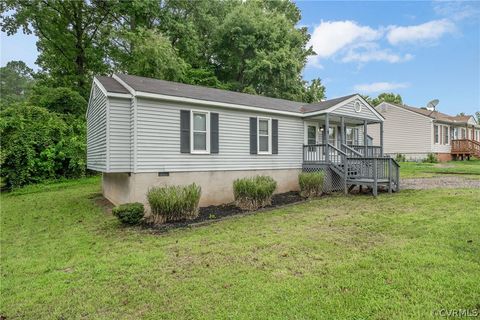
(354, 100, 362, 113)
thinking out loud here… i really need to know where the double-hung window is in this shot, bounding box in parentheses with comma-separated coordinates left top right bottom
(258, 118, 271, 154)
(191, 111, 210, 153)
(434, 125, 439, 144)
(443, 126, 449, 145)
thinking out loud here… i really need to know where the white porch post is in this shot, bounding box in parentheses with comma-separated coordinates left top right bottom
(363, 120, 368, 156)
(325, 113, 330, 162)
(380, 122, 384, 156)
(340, 116, 345, 147)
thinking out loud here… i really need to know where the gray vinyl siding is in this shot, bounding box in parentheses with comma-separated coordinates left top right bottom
(332, 99, 379, 121)
(108, 97, 132, 172)
(135, 97, 304, 172)
(87, 84, 107, 171)
(369, 102, 432, 154)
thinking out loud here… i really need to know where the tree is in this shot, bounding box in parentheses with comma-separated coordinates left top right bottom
(1, 0, 113, 97)
(302, 78, 326, 103)
(370, 93, 403, 107)
(0, 60, 34, 107)
(29, 86, 87, 115)
(476, 111, 480, 123)
(212, 1, 314, 101)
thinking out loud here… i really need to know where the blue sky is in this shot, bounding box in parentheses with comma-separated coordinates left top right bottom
(1, 1, 479, 115)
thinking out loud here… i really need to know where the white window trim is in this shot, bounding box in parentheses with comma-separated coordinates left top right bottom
(257, 117, 272, 155)
(434, 124, 440, 145)
(190, 109, 210, 154)
(443, 125, 449, 145)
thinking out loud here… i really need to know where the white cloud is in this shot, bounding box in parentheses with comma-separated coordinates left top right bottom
(354, 82, 410, 93)
(342, 44, 414, 63)
(387, 19, 456, 45)
(433, 1, 480, 21)
(308, 20, 382, 58)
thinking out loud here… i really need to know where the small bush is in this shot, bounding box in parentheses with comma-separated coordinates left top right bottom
(298, 171, 324, 198)
(395, 153, 407, 162)
(423, 153, 438, 163)
(147, 183, 201, 224)
(233, 176, 277, 211)
(112, 202, 145, 225)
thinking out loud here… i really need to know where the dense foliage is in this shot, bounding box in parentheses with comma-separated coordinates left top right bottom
(0, 105, 86, 188)
(112, 202, 145, 225)
(364, 93, 403, 107)
(298, 171, 324, 198)
(0, 0, 328, 188)
(147, 184, 202, 224)
(233, 176, 277, 211)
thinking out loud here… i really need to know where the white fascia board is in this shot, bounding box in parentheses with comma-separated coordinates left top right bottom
(303, 94, 385, 121)
(134, 91, 304, 117)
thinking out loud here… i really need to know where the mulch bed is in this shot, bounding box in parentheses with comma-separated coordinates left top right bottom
(140, 191, 306, 233)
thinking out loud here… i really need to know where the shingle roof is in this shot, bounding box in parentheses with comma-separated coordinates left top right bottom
(96, 76, 130, 94)
(383, 102, 476, 124)
(115, 73, 305, 113)
(95, 74, 367, 115)
(300, 94, 357, 113)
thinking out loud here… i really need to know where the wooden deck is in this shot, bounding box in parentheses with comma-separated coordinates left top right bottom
(451, 139, 480, 159)
(302, 143, 400, 196)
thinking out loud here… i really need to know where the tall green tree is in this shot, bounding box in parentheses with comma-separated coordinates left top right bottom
(368, 93, 403, 107)
(0, 60, 34, 107)
(212, 1, 314, 101)
(1, 0, 113, 97)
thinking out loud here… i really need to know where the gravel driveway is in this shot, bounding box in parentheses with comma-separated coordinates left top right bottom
(401, 176, 480, 189)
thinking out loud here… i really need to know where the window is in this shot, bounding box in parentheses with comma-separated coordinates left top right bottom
(307, 125, 317, 145)
(191, 111, 210, 153)
(258, 118, 271, 154)
(346, 127, 359, 145)
(434, 125, 439, 144)
(443, 126, 449, 145)
(328, 126, 336, 146)
(461, 128, 466, 139)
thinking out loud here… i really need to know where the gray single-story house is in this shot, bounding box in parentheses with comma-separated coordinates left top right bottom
(369, 102, 480, 161)
(87, 74, 399, 207)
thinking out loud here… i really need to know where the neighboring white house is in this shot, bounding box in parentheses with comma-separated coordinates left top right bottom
(369, 102, 480, 161)
(87, 74, 388, 206)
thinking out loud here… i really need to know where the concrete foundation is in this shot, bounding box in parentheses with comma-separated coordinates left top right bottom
(103, 168, 301, 208)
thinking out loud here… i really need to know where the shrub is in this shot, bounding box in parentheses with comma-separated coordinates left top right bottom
(395, 153, 407, 162)
(233, 176, 277, 211)
(298, 171, 324, 198)
(0, 105, 87, 188)
(147, 183, 201, 224)
(423, 153, 438, 163)
(112, 202, 145, 225)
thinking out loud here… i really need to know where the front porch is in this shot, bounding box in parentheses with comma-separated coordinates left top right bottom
(300, 106, 400, 196)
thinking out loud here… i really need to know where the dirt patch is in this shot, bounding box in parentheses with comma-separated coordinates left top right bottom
(141, 191, 306, 233)
(401, 176, 480, 190)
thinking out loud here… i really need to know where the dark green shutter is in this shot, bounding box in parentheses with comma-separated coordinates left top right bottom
(272, 119, 278, 154)
(210, 113, 219, 153)
(180, 110, 190, 153)
(250, 117, 257, 154)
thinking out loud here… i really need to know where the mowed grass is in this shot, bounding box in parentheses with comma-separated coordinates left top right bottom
(400, 159, 480, 179)
(1, 176, 480, 319)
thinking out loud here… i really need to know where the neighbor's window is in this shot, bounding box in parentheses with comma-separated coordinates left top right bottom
(434, 125, 439, 144)
(258, 118, 271, 154)
(443, 126, 449, 145)
(191, 111, 209, 153)
(461, 128, 466, 139)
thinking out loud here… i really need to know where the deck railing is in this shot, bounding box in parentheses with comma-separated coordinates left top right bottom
(346, 157, 400, 193)
(350, 145, 383, 157)
(451, 139, 480, 155)
(303, 144, 326, 163)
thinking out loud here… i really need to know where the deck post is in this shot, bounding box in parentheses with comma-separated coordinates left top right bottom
(363, 120, 368, 156)
(344, 156, 348, 195)
(380, 122, 384, 156)
(325, 114, 330, 163)
(388, 158, 392, 193)
(373, 158, 378, 196)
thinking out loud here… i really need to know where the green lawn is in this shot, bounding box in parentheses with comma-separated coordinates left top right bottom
(1, 176, 479, 319)
(400, 159, 480, 179)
